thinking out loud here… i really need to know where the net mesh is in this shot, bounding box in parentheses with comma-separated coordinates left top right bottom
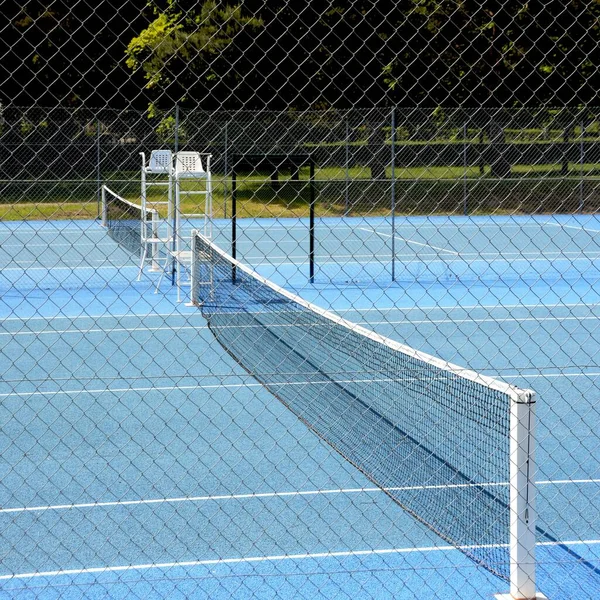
(191, 231, 532, 581)
(103, 186, 156, 257)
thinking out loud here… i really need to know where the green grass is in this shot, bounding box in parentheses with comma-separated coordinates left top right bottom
(0, 201, 100, 221)
(2, 164, 600, 220)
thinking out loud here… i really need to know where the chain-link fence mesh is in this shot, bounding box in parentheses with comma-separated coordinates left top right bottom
(1, 2, 600, 599)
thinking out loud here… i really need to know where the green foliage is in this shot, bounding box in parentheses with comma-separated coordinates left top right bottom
(8, 2, 152, 106)
(154, 114, 187, 144)
(382, 0, 600, 106)
(121, 0, 600, 110)
(125, 1, 264, 110)
(20, 119, 33, 136)
(126, 12, 181, 90)
(382, 63, 400, 91)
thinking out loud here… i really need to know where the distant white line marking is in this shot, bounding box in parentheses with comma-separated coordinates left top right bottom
(0, 382, 261, 399)
(0, 312, 201, 324)
(1, 480, 597, 515)
(0, 242, 118, 250)
(2, 314, 599, 338)
(2, 372, 599, 401)
(357, 228, 460, 256)
(1, 302, 599, 324)
(0, 325, 208, 337)
(334, 301, 600, 314)
(238, 251, 600, 261)
(236, 221, 596, 232)
(0, 265, 138, 272)
(502, 372, 600, 380)
(543, 221, 600, 234)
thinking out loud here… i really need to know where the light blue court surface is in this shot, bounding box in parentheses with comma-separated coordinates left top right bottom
(0, 215, 599, 599)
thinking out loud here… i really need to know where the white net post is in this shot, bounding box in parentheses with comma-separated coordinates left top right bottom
(101, 184, 107, 227)
(139, 151, 147, 208)
(150, 210, 160, 272)
(190, 230, 216, 306)
(190, 229, 198, 305)
(204, 154, 213, 239)
(498, 391, 541, 600)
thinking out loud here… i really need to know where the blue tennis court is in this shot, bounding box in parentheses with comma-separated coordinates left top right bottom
(1, 215, 599, 599)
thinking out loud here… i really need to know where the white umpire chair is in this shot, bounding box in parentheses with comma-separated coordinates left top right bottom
(174, 151, 213, 235)
(139, 149, 175, 279)
(145, 151, 213, 301)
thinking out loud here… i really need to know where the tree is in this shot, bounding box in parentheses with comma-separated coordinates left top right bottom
(0, 0, 150, 107)
(381, 0, 600, 107)
(125, 1, 264, 113)
(124, 1, 417, 111)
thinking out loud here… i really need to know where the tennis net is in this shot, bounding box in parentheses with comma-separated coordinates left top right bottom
(101, 185, 158, 257)
(190, 231, 538, 597)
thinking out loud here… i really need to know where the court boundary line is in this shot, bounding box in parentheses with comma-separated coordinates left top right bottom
(238, 250, 600, 260)
(2, 300, 599, 323)
(2, 369, 599, 401)
(1, 539, 599, 581)
(219, 219, 600, 233)
(543, 221, 600, 234)
(3, 313, 600, 338)
(2, 479, 598, 516)
(2, 370, 599, 401)
(357, 227, 459, 255)
(1, 264, 142, 272)
(335, 301, 600, 313)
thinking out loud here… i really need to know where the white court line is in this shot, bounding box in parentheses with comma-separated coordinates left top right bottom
(0, 264, 139, 272)
(1, 300, 598, 324)
(410, 220, 600, 232)
(3, 314, 600, 338)
(0, 547, 488, 581)
(0, 229, 106, 238)
(1, 539, 599, 581)
(2, 370, 599, 401)
(237, 250, 600, 261)
(356, 228, 600, 259)
(21, 258, 583, 277)
(1, 260, 136, 268)
(334, 301, 600, 314)
(2, 302, 600, 332)
(543, 221, 600, 234)
(235, 220, 597, 232)
(392, 251, 600, 259)
(500, 372, 600, 380)
(0, 382, 262, 400)
(0, 325, 210, 337)
(1, 479, 598, 516)
(0, 241, 124, 250)
(4, 250, 599, 270)
(357, 228, 459, 256)
(0, 311, 202, 323)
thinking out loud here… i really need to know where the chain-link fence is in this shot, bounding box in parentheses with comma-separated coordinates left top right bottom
(1, 2, 600, 599)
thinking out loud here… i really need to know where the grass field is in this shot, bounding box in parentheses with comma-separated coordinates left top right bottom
(1, 164, 600, 221)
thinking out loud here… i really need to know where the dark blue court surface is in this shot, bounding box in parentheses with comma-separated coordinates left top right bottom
(0, 215, 599, 599)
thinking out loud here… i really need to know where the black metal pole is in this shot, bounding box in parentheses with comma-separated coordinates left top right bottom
(391, 108, 396, 282)
(224, 122, 228, 219)
(172, 104, 179, 286)
(309, 159, 315, 283)
(232, 165, 237, 283)
(463, 122, 468, 216)
(580, 120, 585, 213)
(96, 118, 101, 219)
(345, 115, 350, 216)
